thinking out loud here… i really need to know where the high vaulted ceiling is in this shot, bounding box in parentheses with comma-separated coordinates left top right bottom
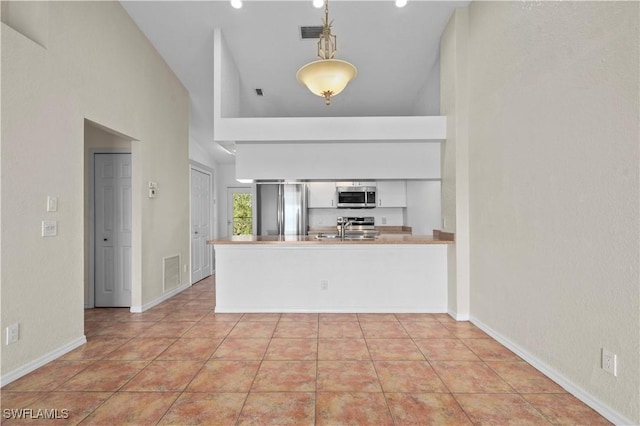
(120, 0, 466, 163)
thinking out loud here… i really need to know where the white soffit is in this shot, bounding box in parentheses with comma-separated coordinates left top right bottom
(214, 116, 447, 142)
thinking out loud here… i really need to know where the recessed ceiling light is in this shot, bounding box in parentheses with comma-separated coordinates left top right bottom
(230, 0, 242, 9)
(313, 0, 324, 8)
(220, 142, 237, 155)
(395, 0, 408, 7)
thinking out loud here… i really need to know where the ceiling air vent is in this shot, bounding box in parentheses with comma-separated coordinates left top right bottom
(300, 26, 323, 40)
(255, 88, 264, 96)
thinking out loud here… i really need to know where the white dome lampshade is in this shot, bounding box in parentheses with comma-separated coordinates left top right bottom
(296, 59, 357, 106)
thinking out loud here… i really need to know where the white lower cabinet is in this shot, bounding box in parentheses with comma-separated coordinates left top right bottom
(377, 180, 407, 207)
(308, 182, 336, 208)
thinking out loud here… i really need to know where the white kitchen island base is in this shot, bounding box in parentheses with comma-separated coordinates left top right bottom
(213, 241, 448, 313)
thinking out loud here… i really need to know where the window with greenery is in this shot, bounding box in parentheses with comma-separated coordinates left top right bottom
(232, 193, 253, 235)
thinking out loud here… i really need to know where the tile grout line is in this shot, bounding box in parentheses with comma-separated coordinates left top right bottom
(232, 314, 281, 424)
(409, 316, 475, 425)
(78, 308, 166, 423)
(480, 359, 565, 425)
(356, 315, 397, 424)
(155, 306, 225, 424)
(432, 317, 550, 424)
(370, 314, 401, 424)
(160, 290, 217, 422)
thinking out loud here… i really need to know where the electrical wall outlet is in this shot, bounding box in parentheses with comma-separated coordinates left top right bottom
(602, 348, 617, 376)
(6, 323, 19, 345)
(320, 280, 329, 291)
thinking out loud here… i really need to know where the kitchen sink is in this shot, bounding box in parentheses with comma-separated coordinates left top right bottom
(314, 234, 341, 240)
(344, 235, 377, 240)
(314, 233, 378, 240)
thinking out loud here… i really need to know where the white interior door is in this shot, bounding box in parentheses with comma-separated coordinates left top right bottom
(191, 168, 212, 284)
(94, 153, 132, 307)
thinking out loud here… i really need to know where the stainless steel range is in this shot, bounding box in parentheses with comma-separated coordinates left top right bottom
(337, 216, 379, 239)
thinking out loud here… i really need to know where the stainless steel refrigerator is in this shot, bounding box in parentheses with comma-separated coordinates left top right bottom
(256, 183, 308, 236)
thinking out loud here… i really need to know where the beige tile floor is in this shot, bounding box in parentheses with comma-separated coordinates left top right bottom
(1, 276, 611, 425)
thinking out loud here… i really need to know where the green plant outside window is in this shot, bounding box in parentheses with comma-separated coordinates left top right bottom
(233, 193, 252, 235)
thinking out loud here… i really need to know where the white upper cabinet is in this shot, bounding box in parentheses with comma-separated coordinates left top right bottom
(308, 182, 336, 208)
(377, 180, 407, 207)
(335, 181, 376, 187)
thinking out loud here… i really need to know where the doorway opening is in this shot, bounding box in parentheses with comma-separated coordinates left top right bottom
(84, 120, 135, 308)
(227, 188, 253, 236)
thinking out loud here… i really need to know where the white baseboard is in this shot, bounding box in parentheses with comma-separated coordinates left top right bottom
(215, 306, 448, 314)
(448, 309, 470, 321)
(130, 282, 191, 313)
(470, 315, 634, 426)
(0, 335, 87, 387)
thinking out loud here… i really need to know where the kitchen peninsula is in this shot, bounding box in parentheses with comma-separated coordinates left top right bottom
(208, 234, 452, 313)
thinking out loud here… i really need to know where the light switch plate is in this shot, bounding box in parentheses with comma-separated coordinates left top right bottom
(148, 182, 158, 198)
(47, 196, 58, 212)
(42, 220, 58, 237)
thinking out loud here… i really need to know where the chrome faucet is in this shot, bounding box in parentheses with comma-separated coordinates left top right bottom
(337, 217, 353, 239)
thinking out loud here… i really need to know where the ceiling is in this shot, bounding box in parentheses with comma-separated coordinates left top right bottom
(120, 0, 466, 163)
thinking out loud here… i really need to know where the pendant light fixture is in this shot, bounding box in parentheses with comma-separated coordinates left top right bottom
(296, 0, 357, 106)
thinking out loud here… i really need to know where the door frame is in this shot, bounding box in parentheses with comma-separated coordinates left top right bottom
(88, 148, 132, 308)
(189, 161, 215, 284)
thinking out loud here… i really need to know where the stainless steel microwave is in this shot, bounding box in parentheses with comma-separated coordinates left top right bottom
(336, 186, 376, 209)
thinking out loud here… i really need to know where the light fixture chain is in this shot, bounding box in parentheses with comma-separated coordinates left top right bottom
(324, 0, 329, 24)
(317, 0, 336, 60)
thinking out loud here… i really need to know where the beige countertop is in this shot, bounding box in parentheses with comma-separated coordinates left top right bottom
(208, 234, 453, 245)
